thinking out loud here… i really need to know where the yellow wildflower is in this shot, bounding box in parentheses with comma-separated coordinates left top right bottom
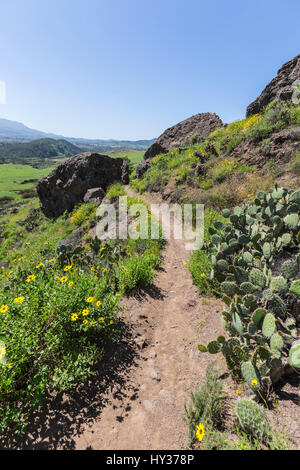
(71, 313, 78, 322)
(82, 309, 90, 316)
(251, 379, 258, 387)
(14, 296, 24, 304)
(68, 281, 74, 287)
(90, 321, 96, 326)
(96, 301, 102, 307)
(196, 423, 205, 442)
(26, 274, 36, 282)
(98, 317, 104, 323)
(0, 305, 9, 314)
(60, 276, 68, 283)
(64, 265, 73, 272)
(87, 297, 95, 303)
(235, 390, 242, 395)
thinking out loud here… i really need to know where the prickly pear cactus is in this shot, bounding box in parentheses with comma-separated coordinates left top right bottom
(236, 399, 269, 439)
(290, 280, 300, 298)
(199, 187, 300, 395)
(281, 260, 298, 280)
(207, 340, 222, 354)
(249, 268, 267, 289)
(220, 281, 239, 296)
(270, 276, 287, 294)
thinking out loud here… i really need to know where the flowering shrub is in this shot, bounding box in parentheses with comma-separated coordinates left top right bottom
(0, 258, 120, 432)
(0, 192, 162, 432)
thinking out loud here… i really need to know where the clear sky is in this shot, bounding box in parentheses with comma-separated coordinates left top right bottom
(0, 0, 299, 140)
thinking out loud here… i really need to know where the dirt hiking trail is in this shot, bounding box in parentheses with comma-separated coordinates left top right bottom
(73, 188, 225, 450)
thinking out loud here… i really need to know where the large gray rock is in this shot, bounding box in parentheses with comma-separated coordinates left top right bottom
(37, 152, 129, 218)
(83, 187, 105, 204)
(246, 54, 300, 117)
(143, 112, 223, 160)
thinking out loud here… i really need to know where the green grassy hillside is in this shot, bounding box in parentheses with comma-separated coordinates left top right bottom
(0, 163, 56, 209)
(0, 138, 81, 166)
(131, 101, 300, 209)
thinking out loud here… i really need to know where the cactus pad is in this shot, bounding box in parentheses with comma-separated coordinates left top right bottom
(236, 399, 269, 439)
(262, 313, 276, 338)
(249, 268, 266, 289)
(281, 260, 298, 280)
(241, 361, 261, 389)
(289, 343, 300, 368)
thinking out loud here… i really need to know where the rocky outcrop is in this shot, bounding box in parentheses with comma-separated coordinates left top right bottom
(136, 160, 151, 179)
(37, 152, 129, 218)
(230, 126, 300, 168)
(143, 112, 223, 160)
(246, 54, 300, 117)
(136, 112, 223, 178)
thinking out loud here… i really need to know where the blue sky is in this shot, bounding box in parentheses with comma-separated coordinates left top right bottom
(0, 0, 299, 140)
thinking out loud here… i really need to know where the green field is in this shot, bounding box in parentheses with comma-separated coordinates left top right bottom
(0, 150, 144, 206)
(106, 149, 144, 165)
(0, 163, 56, 203)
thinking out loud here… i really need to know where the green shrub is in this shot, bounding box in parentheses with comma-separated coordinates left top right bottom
(189, 208, 224, 294)
(184, 363, 227, 446)
(245, 101, 296, 141)
(117, 253, 160, 293)
(70, 202, 98, 226)
(106, 182, 126, 201)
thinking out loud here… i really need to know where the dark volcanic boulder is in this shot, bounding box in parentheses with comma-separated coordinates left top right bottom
(143, 112, 223, 160)
(136, 160, 151, 179)
(37, 152, 129, 218)
(246, 54, 300, 117)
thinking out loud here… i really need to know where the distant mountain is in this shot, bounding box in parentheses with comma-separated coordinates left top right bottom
(0, 118, 155, 151)
(0, 138, 81, 164)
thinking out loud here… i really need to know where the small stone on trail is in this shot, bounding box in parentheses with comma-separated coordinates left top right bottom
(148, 368, 161, 381)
